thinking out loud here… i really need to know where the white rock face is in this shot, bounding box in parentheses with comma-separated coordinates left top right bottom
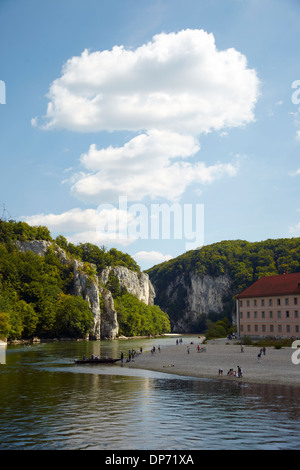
(16, 241, 108, 339)
(156, 272, 233, 332)
(99, 286, 119, 340)
(73, 260, 101, 340)
(100, 266, 155, 305)
(187, 273, 232, 314)
(16, 240, 51, 256)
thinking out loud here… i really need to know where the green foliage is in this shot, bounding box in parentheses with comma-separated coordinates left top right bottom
(205, 317, 235, 340)
(55, 239, 140, 274)
(0, 311, 11, 339)
(0, 219, 52, 244)
(114, 293, 171, 337)
(54, 293, 93, 338)
(0, 219, 144, 340)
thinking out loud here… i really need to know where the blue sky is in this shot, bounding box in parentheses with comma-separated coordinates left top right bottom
(0, 0, 300, 270)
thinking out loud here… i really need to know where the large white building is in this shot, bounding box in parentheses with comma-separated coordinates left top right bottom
(236, 272, 300, 338)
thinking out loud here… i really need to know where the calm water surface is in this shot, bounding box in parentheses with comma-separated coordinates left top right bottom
(0, 336, 300, 450)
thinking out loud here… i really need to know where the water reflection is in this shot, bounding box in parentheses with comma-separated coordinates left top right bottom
(1, 337, 300, 450)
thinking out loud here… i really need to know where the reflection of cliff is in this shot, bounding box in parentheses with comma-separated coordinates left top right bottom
(16, 240, 155, 340)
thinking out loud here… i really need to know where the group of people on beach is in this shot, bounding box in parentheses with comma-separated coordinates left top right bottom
(257, 347, 266, 363)
(218, 366, 243, 378)
(121, 347, 143, 363)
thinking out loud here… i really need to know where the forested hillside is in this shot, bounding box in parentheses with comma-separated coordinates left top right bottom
(0, 219, 170, 341)
(148, 238, 300, 292)
(147, 238, 300, 331)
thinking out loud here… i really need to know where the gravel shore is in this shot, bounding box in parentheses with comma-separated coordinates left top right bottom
(127, 338, 300, 387)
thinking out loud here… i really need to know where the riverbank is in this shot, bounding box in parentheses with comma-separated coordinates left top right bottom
(127, 338, 300, 387)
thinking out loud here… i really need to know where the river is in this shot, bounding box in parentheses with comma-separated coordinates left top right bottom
(0, 335, 300, 450)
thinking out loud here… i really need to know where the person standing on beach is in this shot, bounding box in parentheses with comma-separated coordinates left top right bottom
(257, 352, 262, 363)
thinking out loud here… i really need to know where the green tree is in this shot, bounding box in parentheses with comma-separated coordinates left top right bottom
(54, 293, 93, 338)
(0, 312, 11, 339)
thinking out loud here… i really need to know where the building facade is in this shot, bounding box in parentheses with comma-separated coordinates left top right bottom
(236, 273, 300, 338)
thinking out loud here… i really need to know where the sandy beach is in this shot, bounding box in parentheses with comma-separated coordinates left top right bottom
(127, 338, 300, 387)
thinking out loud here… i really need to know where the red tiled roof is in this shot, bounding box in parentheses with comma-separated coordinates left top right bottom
(236, 272, 300, 298)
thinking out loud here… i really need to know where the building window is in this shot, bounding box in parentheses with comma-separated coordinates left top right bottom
(261, 299, 265, 306)
(295, 311, 298, 319)
(240, 300, 243, 307)
(262, 325, 266, 332)
(246, 300, 250, 307)
(247, 312, 250, 319)
(240, 312, 243, 319)
(287, 325, 290, 333)
(254, 325, 258, 332)
(294, 298, 298, 305)
(270, 325, 274, 332)
(254, 299, 257, 307)
(254, 311, 257, 319)
(296, 325, 299, 333)
(285, 298, 289, 306)
(286, 311, 290, 318)
(269, 311, 273, 318)
(269, 299, 272, 306)
(247, 325, 251, 332)
(278, 325, 282, 332)
(277, 311, 281, 318)
(277, 298, 281, 306)
(262, 311, 265, 318)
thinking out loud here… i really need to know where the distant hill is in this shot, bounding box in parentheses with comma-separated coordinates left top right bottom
(146, 238, 300, 332)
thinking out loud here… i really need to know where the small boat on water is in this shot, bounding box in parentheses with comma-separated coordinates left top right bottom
(74, 357, 121, 364)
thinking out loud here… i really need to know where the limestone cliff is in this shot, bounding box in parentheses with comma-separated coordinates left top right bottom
(100, 266, 155, 305)
(99, 285, 119, 340)
(151, 271, 233, 333)
(72, 260, 101, 340)
(16, 240, 112, 339)
(15, 240, 155, 340)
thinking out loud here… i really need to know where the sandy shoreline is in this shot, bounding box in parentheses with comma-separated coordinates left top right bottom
(127, 338, 300, 387)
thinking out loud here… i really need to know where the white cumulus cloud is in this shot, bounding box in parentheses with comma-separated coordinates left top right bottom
(133, 250, 173, 266)
(22, 207, 137, 246)
(69, 129, 239, 203)
(42, 29, 259, 135)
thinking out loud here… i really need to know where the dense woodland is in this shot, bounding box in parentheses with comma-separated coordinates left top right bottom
(0, 219, 169, 341)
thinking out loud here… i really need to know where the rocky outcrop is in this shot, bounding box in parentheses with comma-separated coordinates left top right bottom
(73, 260, 101, 340)
(151, 272, 233, 333)
(16, 240, 69, 265)
(99, 286, 119, 339)
(15, 240, 153, 340)
(16, 240, 107, 339)
(100, 266, 155, 305)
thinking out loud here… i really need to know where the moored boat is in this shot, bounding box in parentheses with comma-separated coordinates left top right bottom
(74, 357, 121, 364)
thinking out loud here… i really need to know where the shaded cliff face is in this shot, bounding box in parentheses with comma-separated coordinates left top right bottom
(150, 271, 233, 333)
(100, 266, 155, 305)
